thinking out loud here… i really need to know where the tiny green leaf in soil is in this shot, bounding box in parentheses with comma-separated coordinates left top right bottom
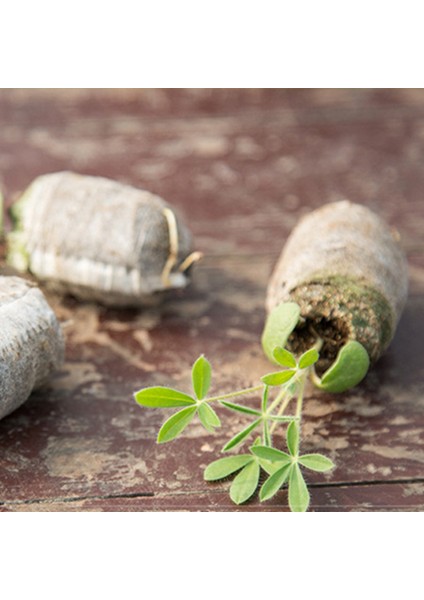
(314, 340, 370, 393)
(298, 347, 319, 369)
(273, 346, 297, 368)
(261, 370, 295, 386)
(261, 302, 300, 364)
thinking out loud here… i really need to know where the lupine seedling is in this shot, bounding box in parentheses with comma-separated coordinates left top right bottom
(134, 301, 371, 512)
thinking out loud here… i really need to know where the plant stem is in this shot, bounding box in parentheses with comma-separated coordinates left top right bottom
(206, 384, 263, 404)
(269, 392, 294, 434)
(295, 375, 306, 419)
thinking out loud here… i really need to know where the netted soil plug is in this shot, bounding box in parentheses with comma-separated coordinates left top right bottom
(265, 200, 408, 381)
(7, 171, 201, 307)
(0, 276, 64, 420)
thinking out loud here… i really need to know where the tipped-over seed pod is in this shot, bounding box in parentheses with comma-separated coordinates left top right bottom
(265, 201, 408, 378)
(0, 276, 64, 420)
(7, 171, 201, 306)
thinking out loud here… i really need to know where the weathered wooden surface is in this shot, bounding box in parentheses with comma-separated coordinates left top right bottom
(0, 89, 423, 511)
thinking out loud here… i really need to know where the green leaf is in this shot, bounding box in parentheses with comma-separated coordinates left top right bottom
(261, 385, 269, 413)
(230, 460, 260, 504)
(261, 302, 301, 364)
(272, 347, 297, 368)
(220, 401, 262, 416)
(260, 464, 291, 502)
(314, 340, 370, 393)
(198, 402, 221, 432)
(223, 418, 262, 452)
(191, 354, 212, 400)
(260, 460, 283, 476)
(261, 370, 295, 386)
(268, 415, 298, 423)
(298, 453, 335, 472)
(250, 445, 292, 464)
(157, 406, 197, 443)
(288, 463, 310, 512)
(134, 386, 196, 408)
(204, 455, 253, 481)
(298, 347, 319, 369)
(286, 420, 299, 457)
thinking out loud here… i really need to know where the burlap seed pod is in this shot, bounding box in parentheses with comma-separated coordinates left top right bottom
(266, 201, 408, 372)
(0, 276, 64, 420)
(7, 172, 199, 306)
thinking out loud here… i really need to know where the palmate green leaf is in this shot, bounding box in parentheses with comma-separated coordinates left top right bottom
(204, 455, 253, 481)
(222, 418, 262, 452)
(230, 460, 260, 504)
(157, 406, 197, 443)
(261, 370, 296, 386)
(261, 302, 300, 364)
(134, 386, 196, 408)
(198, 402, 221, 432)
(260, 464, 291, 502)
(191, 354, 212, 400)
(220, 400, 262, 416)
(298, 347, 319, 369)
(250, 445, 292, 464)
(288, 463, 310, 512)
(298, 453, 335, 472)
(286, 420, 299, 457)
(272, 347, 297, 368)
(314, 340, 370, 393)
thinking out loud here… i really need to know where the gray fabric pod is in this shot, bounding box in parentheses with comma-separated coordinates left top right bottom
(7, 172, 197, 306)
(266, 201, 408, 369)
(0, 276, 64, 420)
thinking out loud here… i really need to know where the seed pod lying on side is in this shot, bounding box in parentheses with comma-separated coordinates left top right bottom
(264, 201, 408, 390)
(0, 276, 64, 420)
(7, 171, 201, 306)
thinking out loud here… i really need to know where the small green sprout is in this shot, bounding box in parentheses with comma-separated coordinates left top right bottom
(134, 302, 370, 512)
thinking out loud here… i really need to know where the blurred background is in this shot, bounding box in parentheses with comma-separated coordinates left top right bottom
(1, 88, 423, 264)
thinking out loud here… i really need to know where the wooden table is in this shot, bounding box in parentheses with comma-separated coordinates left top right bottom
(1, 89, 423, 511)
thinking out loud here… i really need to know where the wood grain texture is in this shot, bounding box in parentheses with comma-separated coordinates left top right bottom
(0, 89, 423, 512)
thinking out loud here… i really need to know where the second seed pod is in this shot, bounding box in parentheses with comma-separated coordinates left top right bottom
(7, 171, 200, 306)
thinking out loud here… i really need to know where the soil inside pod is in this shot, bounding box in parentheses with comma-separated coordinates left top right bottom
(287, 316, 350, 376)
(285, 276, 394, 375)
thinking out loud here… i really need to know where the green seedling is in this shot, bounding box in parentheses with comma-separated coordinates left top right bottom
(134, 302, 370, 512)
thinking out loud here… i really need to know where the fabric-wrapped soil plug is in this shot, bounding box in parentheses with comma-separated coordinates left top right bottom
(0, 276, 64, 420)
(7, 171, 200, 306)
(265, 200, 408, 377)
